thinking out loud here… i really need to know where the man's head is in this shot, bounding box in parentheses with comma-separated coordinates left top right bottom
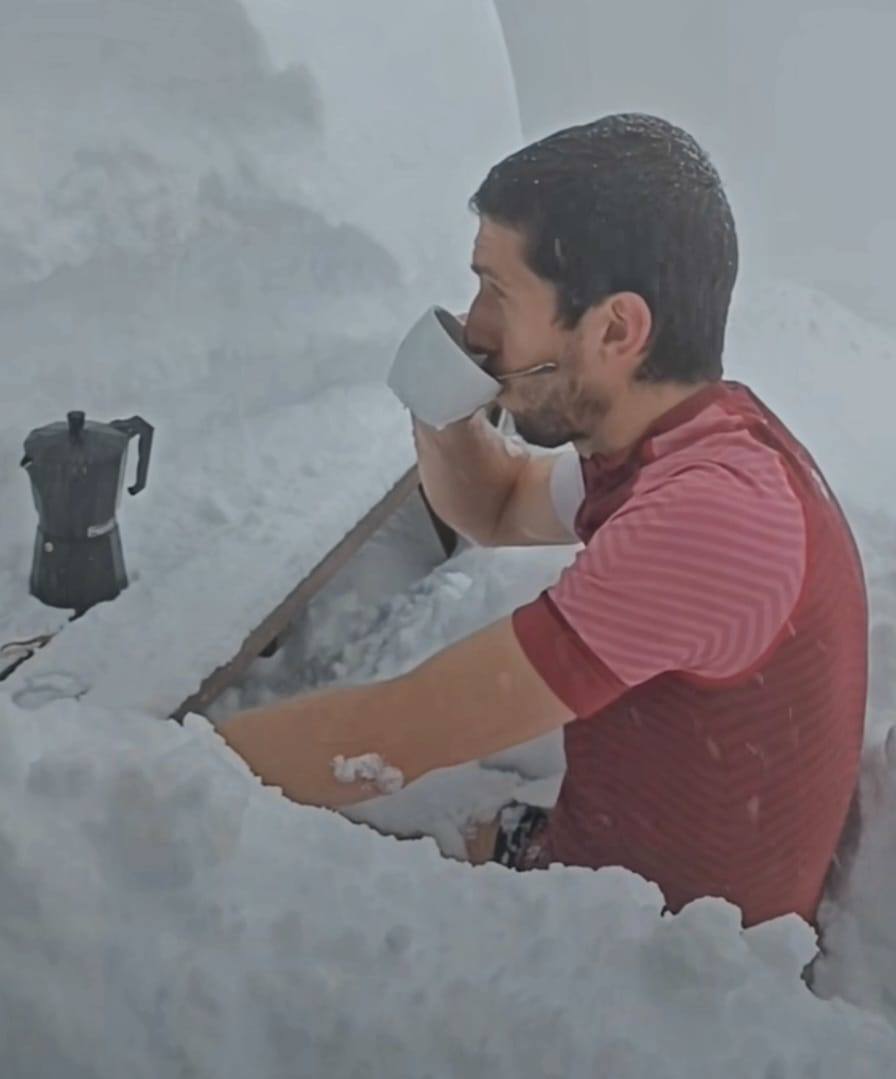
(464, 114, 738, 452)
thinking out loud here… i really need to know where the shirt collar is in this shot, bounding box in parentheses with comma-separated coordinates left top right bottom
(583, 380, 738, 471)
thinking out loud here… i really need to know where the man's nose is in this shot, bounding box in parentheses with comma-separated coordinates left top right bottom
(462, 315, 496, 356)
(463, 328, 490, 356)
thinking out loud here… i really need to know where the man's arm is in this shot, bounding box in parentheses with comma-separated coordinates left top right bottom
(414, 412, 578, 547)
(218, 616, 574, 808)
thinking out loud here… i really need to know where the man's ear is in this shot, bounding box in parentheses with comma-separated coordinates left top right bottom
(600, 292, 653, 367)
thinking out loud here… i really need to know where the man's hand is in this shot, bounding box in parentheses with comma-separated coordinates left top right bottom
(219, 615, 574, 809)
(414, 413, 579, 548)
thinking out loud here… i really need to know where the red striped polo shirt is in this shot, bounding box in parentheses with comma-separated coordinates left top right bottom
(512, 380, 868, 927)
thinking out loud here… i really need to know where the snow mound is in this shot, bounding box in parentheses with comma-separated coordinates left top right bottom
(0, 0, 521, 690)
(812, 729, 896, 1027)
(3, 384, 416, 716)
(213, 425, 896, 1039)
(1, 696, 895, 1078)
(212, 542, 574, 854)
(727, 280, 896, 511)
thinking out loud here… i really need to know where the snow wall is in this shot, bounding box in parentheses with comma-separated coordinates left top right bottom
(1, 4, 896, 1077)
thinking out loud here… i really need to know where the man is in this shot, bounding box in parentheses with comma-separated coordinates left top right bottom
(222, 114, 867, 929)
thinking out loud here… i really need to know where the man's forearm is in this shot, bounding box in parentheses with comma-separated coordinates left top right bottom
(217, 617, 574, 812)
(413, 412, 528, 546)
(219, 680, 405, 810)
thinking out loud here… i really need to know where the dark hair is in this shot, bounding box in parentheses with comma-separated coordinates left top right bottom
(470, 114, 738, 383)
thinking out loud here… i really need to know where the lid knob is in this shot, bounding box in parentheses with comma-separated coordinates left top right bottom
(67, 411, 86, 440)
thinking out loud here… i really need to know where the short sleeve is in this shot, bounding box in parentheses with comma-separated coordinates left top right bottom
(513, 460, 807, 716)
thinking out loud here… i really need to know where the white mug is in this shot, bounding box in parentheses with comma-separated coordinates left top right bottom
(387, 306, 501, 429)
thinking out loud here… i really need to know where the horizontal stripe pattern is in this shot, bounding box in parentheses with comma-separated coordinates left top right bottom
(551, 455, 807, 685)
(512, 382, 868, 927)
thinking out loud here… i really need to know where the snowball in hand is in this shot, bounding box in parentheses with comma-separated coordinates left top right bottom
(331, 752, 405, 795)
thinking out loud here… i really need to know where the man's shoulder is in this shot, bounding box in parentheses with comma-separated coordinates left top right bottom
(635, 419, 801, 514)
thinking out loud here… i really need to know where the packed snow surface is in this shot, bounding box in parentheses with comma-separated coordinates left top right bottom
(1, 1, 896, 1076)
(331, 752, 406, 796)
(0, 0, 520, 704)
(3, 700, 896, 1079)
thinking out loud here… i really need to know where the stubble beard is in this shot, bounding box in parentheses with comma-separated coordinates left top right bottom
(509, 377, 610, 449)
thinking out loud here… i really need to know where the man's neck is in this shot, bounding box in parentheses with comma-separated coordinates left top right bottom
(575, 379, 714, 459)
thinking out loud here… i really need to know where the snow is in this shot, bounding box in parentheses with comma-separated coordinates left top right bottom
(1, 1, 896, 1075)
(3, 698, 896, 1079)
(211, 540, 572, 856)
(810, 732, 896, 1025)
(725, 279, 896, 511)
(0, 0, 520, 705)
(332, 752, 406, 796)
(209, 280, 896, 1069)
(4, 383, 416, 715)
(497, 1, 896, 332)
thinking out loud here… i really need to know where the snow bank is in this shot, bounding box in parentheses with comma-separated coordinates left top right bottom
(726, 279, 896, 512)
(0, 0, 521, 698)
(806, 507, 896, 1025)
(4, 384, 417, 716)
(2, 696, 895, 1078)
(216, 280, 896, 846)
(811, 731, 896, 1028)
(211, 285, 896, 1042)
(2, 1, 896, 1071)
(211, 541, 573, 855)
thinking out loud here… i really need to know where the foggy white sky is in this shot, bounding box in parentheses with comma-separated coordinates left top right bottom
(496, 1, 896, 329)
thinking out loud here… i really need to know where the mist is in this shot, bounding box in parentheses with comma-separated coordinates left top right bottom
(497, 1, 896, 330)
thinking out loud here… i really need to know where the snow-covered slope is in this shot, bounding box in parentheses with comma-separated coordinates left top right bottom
(726, 280, 896, 512)
(0, 0, 521, 703)
(2, 2, 896, 1075)
(3, 699, 896, 1079)
(209, 281, 896, 1047)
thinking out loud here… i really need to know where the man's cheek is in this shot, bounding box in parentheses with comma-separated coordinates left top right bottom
(505, 330, 543, 368)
